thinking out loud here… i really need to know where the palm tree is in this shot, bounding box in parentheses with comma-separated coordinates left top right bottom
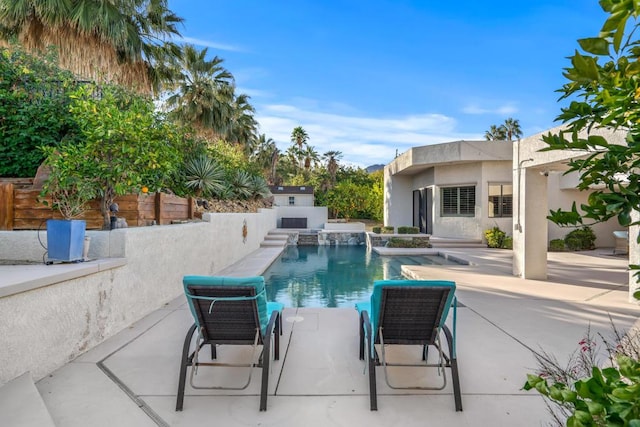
(291, 126, 309, 149)
(251, 134, 279, 184)
(164, 44, 235, 139)
(0, 0, 184, 94)
(227, 93, 258, 150)
(323, 150, 342, 186)
(303, 145, 320, 171)
(502, 117, 522, 141)
(484, 124, 506, 141)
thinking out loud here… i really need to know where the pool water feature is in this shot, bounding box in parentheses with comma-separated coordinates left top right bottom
(262, 245, 461, 308)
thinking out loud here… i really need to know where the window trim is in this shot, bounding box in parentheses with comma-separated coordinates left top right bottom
(440, 185, 476, 217)
(488, 183, 513, 218)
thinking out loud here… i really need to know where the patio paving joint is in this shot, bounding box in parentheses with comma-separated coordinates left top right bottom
(96, 361, 168, 427)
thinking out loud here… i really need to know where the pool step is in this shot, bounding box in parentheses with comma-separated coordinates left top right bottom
(260, 232, 289, 248)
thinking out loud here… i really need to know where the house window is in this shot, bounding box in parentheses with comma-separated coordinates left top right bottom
(288, 196, 295, 206)
(488, 184, 513, 218)
(441, 186, 475, 217)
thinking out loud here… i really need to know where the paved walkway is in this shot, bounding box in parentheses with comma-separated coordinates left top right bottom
(33, 248, 639, 426)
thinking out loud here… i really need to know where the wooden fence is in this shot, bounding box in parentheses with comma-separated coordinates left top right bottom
(0, 181, 194, 230)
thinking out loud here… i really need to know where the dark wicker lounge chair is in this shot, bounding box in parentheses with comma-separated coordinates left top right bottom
(176, 276, 284, 412)
(356, 279, 462, 411)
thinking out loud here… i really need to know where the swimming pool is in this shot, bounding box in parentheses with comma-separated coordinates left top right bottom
(262, 245, 458, 308)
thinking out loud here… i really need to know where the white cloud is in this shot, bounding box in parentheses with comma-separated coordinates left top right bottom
(462, 103, 519, 115)
(255, 103, 481, 168)
(177, 36, 244, 52)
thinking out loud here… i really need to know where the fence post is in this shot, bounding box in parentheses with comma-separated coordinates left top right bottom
(188, 197, 194, 219)
(0, 183, 14, 230)
(155, 192, 163, 225)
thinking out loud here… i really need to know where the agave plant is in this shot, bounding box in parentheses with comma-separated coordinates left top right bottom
(215, 185, 235, 200)
(248, 175, 271, 199)
(229, 170, 253, 199)
(184, 155, 225, 197)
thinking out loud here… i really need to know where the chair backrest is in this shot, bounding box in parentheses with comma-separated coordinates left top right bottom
(371, 280, 456, 345)
(183, 276, 269, 343)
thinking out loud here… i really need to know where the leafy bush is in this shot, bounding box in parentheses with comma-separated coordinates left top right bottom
(381, 226, 395, 234)
(372, 226, 381, 234)
(503, 236, 513, 250)
(485, 226, 507, 248)
(397, 226, 419, 234)
(0, 46, 81, 177)
(564, 226, 596, 251)
(549, 239, 566, 252)
(524, 324, 640, 426)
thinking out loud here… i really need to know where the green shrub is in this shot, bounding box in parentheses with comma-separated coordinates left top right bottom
(503, 236, 513, 250)
(397, 226, 419, 234)
(381, 226, 395, 234)
(549, 239, 565, 252)
(485, 226, 506, 248)
(564, 226, 596, 251)
(372, 226, 381, 234)
(524, 325, 640, 427)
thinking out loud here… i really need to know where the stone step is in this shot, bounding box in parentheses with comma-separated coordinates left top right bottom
(0, 372, 56, 427)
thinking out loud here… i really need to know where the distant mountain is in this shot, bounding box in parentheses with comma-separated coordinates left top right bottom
(365, 164, 384, 173)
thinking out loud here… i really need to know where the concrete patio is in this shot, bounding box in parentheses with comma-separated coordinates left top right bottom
(5, 247, 640, 426)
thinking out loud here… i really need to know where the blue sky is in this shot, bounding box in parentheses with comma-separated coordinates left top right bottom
(168, 1, 607, 168)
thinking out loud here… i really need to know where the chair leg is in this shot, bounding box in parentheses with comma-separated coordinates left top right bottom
(260, 311, 278, 411)
(273, 312, 281, 360)
(443, 325, 463, 411)
(361, 311, 377, 411)
(176, 323, 197, 411)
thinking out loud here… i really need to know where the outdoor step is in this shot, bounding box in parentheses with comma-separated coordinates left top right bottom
(0, 372, 56, 427)
(430, 242, 486, 248)
(264, 235, 288, 241)
(260, 240, 287, 247)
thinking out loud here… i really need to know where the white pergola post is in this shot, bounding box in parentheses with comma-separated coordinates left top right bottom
(513, 167, 548, 279)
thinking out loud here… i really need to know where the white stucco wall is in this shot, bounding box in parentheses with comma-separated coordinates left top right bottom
(0, 208, 278, 385)
(384, 168, 413, 227)
(272, 194, 314, 207)
(384, 140, 513, 240)
(275, 206, 328, 229)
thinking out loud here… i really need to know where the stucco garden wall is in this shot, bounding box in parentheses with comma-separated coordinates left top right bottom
(0, 208, 278, 385)
(275, 206, 328, 229)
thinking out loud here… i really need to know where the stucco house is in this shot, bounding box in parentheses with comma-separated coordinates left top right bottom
(269, 185, 314, 207)
(384, 140, 513, 241)
(384, 129, 639, 298)
(512, 126, 638, 292)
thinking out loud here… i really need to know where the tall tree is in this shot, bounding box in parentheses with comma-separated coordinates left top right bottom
(484, 124, 506, 141)
(251, 134, 279, 184)
(303, 145, 320, 171)
(0, 0, 183, 93)
(164, 44, 234, 139)
(323, 150, 342, 187)
(291, 126, 309, 149)
(227, 93, 258, 150)
(502, 117, 523, 141)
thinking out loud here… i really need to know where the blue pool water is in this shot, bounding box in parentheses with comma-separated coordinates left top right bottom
(262, 245, 454, 308)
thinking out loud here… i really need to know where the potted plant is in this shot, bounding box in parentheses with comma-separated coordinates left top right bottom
(40, 146, 96, 263)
